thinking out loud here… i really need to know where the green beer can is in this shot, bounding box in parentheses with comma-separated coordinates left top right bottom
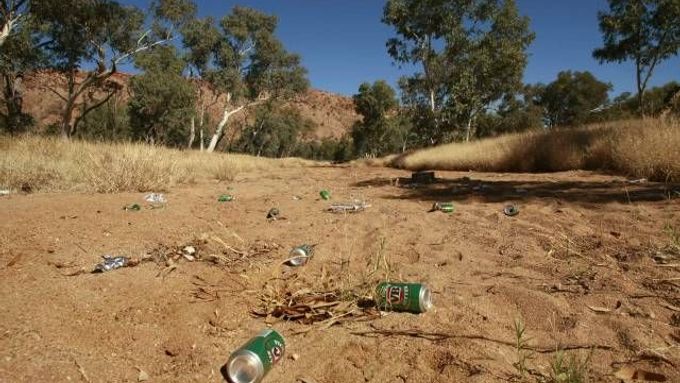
(319, 189, 331, 200)
(222, 329, 285, 383)
(430, 201, 454, 213)
(375, 282, 433, 313)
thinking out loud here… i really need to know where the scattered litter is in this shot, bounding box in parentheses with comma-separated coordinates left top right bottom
(412, 171, 436, 184)
(137, 369, 149, 382)
(284, 244, 315, 267)
(144, 193, 166, 204)
(218, 194, 234, 202)
(0, 189, 9, 196)
(123, 203, 141, 211)
(267, 207, 281, 220)
(319, 190, 331, 200)
(429, 202, 454, 213)
(292, 195, 302, 201)
(327, 200, 370, 213)
(182, 246, 196, 261)
(503, 204, 520, 217)
(93, 255, 136, 273)
(627, 178, 648, 184)
(222, 329, 285, 383)
(614, 366, 667, 382)
(375, 282, 433, 313)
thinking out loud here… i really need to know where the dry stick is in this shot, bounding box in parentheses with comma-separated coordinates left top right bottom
(74, 359, 91, 383)
(350, 327, 614, 354)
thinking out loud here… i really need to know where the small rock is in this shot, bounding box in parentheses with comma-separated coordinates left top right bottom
(138, 370, 149, 382)
(291, 353, 300, 361)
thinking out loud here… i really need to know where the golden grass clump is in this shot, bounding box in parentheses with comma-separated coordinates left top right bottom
(0, 136, 310, 193)
(387, 118, 680, 182)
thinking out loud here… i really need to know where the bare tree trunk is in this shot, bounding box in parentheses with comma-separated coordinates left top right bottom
(187, 116, 195, 149)
(199, 128, 204, 151)
(465, 113, 476, 142)
(429, 89, 436, 112)
(206, 104, 246, 153)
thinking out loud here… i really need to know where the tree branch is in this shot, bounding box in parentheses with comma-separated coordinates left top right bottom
(43, 84, 69, 102)
(72, 91, 116, 134)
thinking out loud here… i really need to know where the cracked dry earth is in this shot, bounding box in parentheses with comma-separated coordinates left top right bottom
(1, 166, 679, 382)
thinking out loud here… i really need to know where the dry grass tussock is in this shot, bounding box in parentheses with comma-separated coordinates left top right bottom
(386, 118, 680, 182)
(0, 136, 315, 193)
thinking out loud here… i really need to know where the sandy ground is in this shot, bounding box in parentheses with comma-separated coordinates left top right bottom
(1, 166, 679, 383)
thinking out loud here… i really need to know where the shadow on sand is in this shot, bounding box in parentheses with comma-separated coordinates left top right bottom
(353, 175, 680, 205)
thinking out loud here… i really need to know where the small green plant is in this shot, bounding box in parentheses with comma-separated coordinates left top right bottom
(513, 318, 533, 379)
(550, 349, 593, 383)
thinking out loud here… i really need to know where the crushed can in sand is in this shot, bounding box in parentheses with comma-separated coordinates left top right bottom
(221, 329, 285, 383)
(285, 244, 315, 267)
(430, 202, 454, 213)
(375, 282, 433, 313)
(319, 190, 331, 200)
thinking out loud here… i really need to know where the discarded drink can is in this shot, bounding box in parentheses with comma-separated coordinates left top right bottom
(319, 190, 331, 200)
(430, 202, 454, 213)
(375, 282, 433, 313)
(266, 208, 280, 219)
(503, 204, 519, 217)
(218, 194, 234, 202)
(222, 329, 285, 383)
(93, 255, 129, 273)
(285, 244, 314, 266)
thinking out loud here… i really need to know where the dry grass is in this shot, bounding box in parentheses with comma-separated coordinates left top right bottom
(0, 136, 315, 193)
(385, 118, 680, 182)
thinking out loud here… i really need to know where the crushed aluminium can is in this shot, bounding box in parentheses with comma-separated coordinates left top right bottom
(503, 204, 519, 217)
(218, 194, 234, 202)
(93, 255, 129, 273)
(375, 282, 433, 313)
(286, 244, 314, 267)
(319, 190, 331, 200)
(222, 329, 285, 383)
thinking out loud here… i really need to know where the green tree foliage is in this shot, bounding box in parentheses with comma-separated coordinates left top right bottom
(75, 95, 130, 142)
(476, 85, 544, 137)
(182, 6, 308, 152)
(128, 45, 196, 147)
(540, 71, 612, 127)
(32, 0, 175, 139)
(233, 103, 313, 158)
(351, 80, 411, 156)
(0, 0, 42, 134)
(593, 0, 680, 115)
(384, 0, 534, 144)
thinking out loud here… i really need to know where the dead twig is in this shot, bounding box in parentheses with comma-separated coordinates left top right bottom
(74, 359, 91, 383)
(350, 326, 614, 354)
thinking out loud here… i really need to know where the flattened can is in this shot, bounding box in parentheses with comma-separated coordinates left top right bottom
(222, 329, 285, 383)
(375, 282, 433, 313)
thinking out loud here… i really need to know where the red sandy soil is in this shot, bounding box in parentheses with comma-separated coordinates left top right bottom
(1, 166, 679, 382)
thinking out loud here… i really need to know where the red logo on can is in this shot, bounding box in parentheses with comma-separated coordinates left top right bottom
(386, 286, 405, 304)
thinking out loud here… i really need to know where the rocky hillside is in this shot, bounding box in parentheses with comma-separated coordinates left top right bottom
(20, 71, 360, 141)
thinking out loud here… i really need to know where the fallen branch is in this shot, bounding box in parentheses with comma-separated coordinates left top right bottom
(350, 326, 614, 354)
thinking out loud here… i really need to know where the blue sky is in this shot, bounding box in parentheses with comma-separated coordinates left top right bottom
(122, 0, 680, 97)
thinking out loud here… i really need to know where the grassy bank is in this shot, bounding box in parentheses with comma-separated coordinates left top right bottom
(386, 118, 680, 182)
(0, 136, 314, 193)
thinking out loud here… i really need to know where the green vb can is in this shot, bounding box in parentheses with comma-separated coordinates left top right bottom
(431, 202, 454, 213)
(319, 189, 331, 200)
(222, 329, 285, 383)
(376, 282, 433, 313)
